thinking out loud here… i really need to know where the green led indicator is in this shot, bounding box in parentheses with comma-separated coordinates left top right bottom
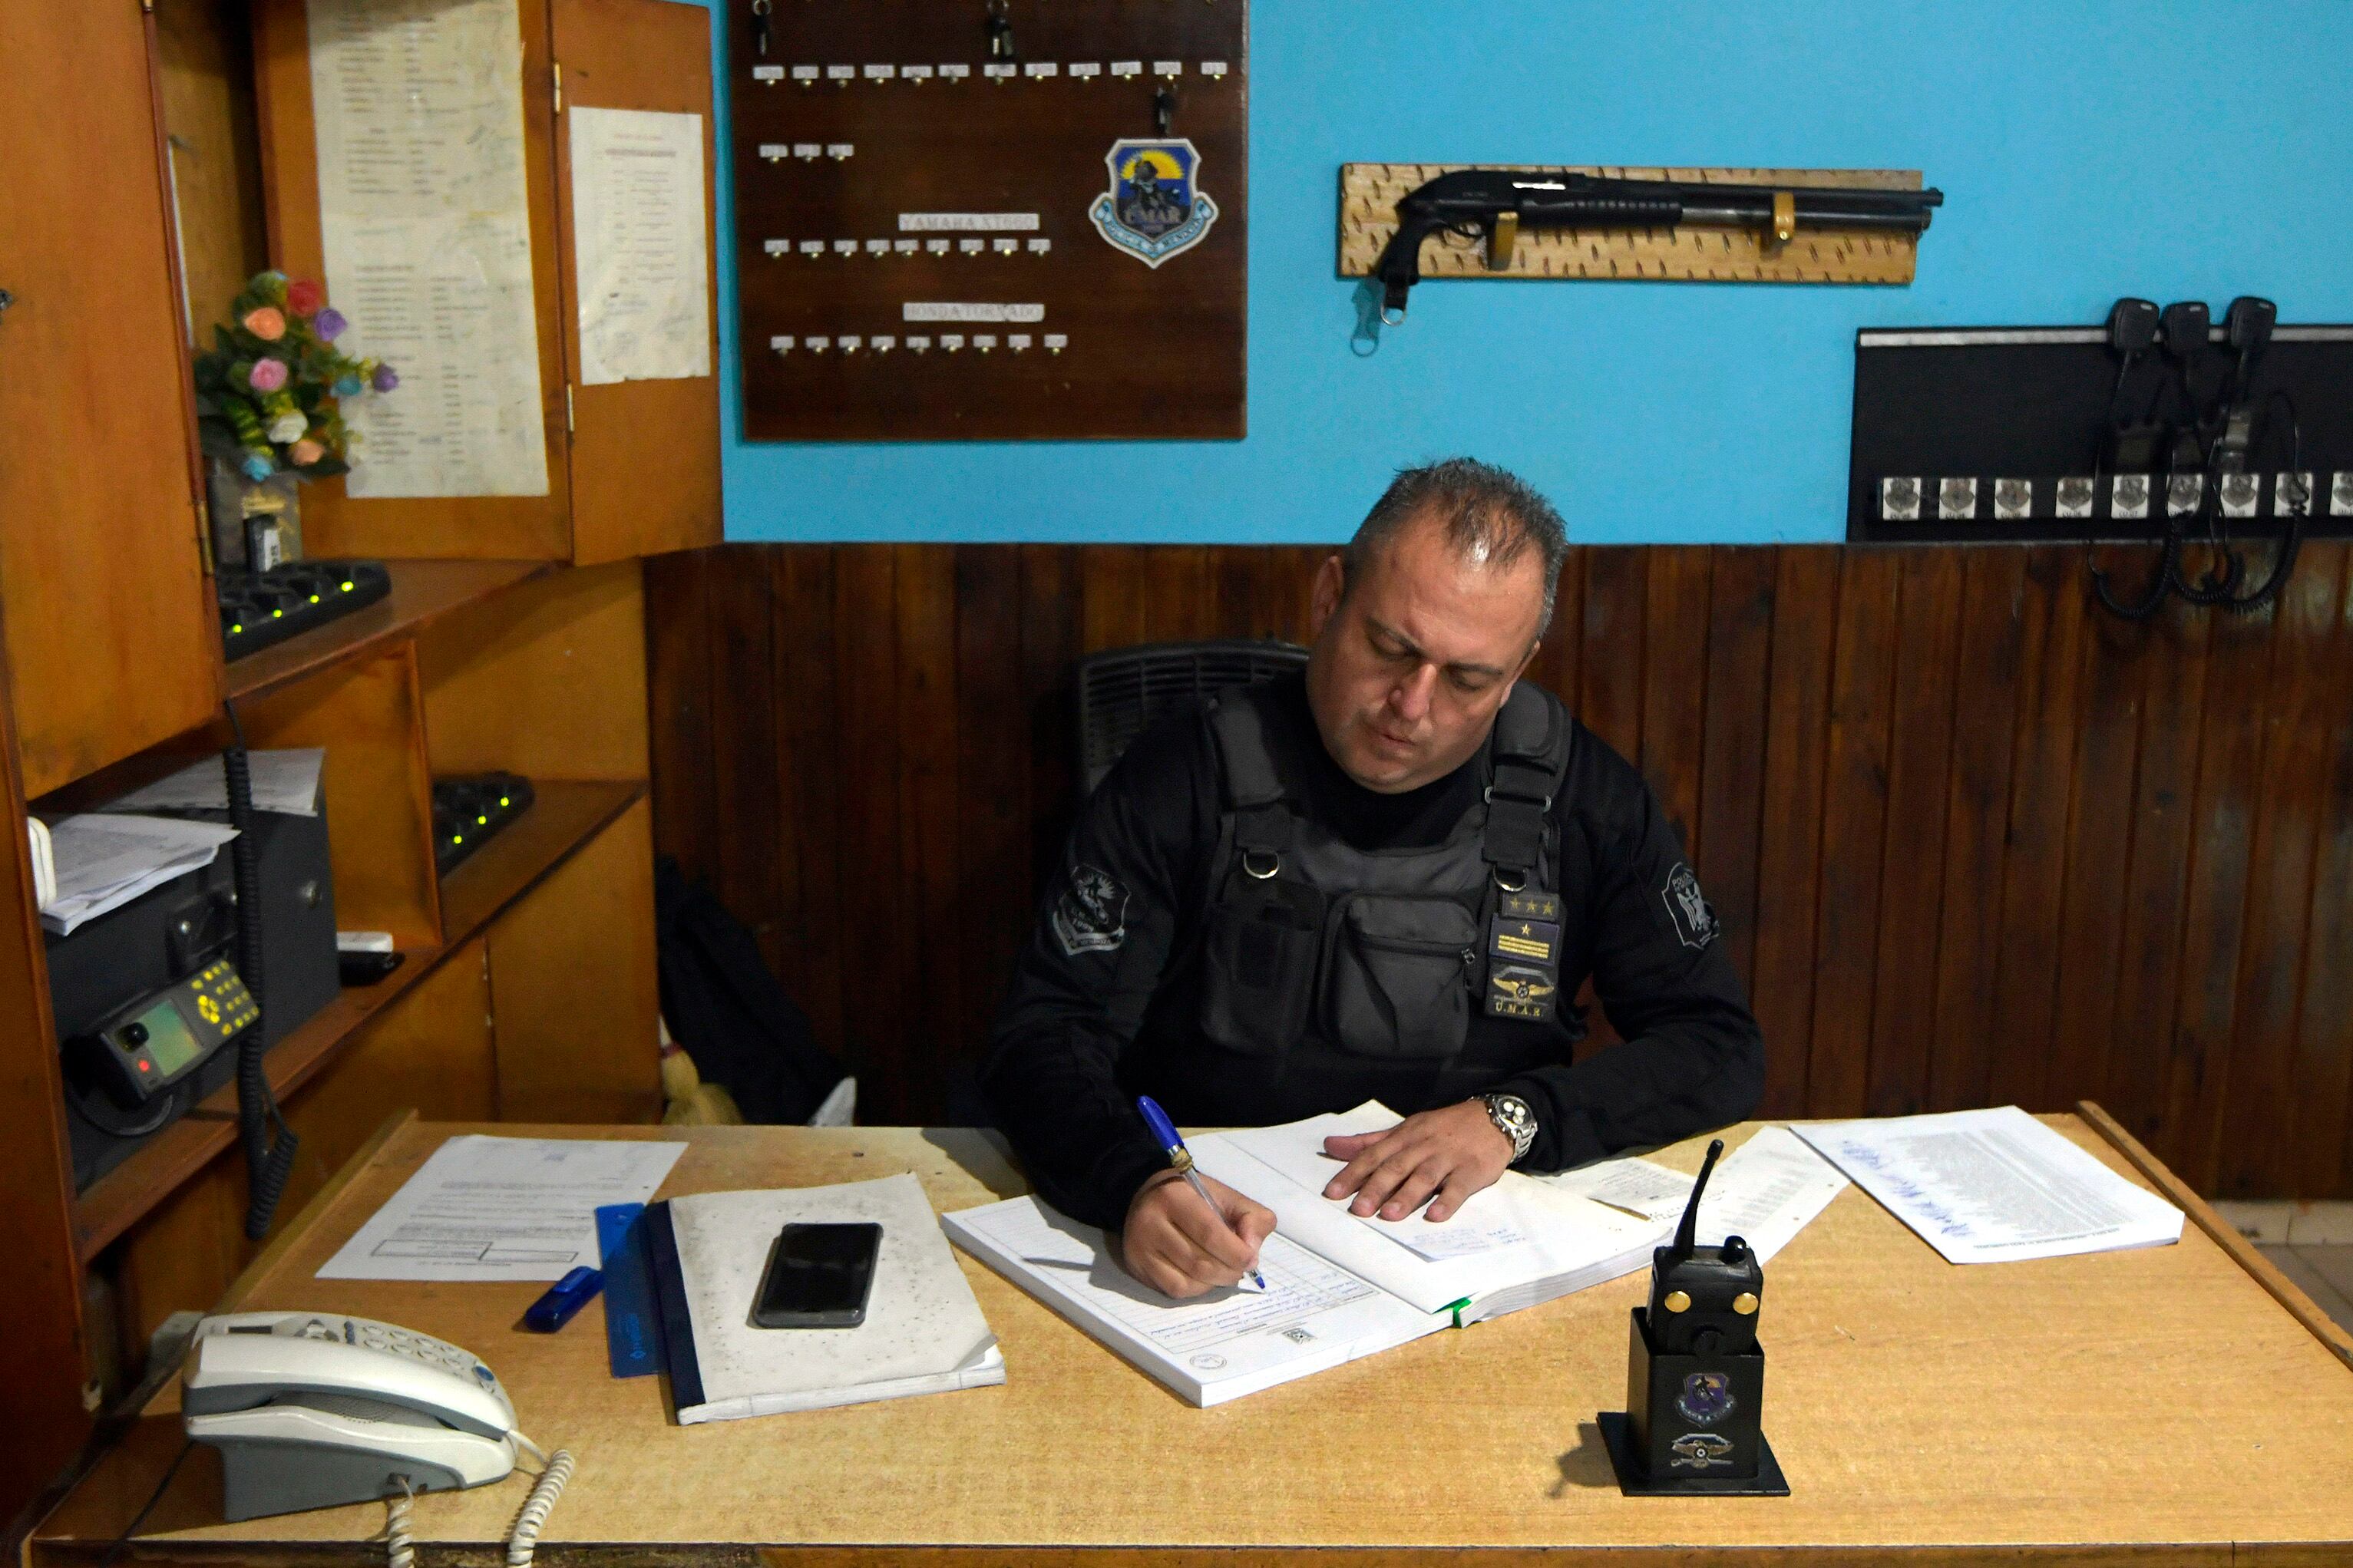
(451, 834, 464, 845)
(230, 623, 243, 634)
(476, 814, 487, 825)
(309, 594, 320, 603)
(271, 609, 283, 618)
(499, 796, 511, 807)
(340, 581, 355, 591)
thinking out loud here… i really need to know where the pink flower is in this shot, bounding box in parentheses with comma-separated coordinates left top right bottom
(290, 438, 326, 466)
(243, 306, 286, 342)
(286, 279, 326, 317)
(247, 358, 289, 392)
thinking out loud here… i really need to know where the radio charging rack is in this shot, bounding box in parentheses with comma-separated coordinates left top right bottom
(218, 561, 391, 659)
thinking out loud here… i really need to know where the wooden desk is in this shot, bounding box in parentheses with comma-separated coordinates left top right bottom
(33, 1110, 2353, 1565)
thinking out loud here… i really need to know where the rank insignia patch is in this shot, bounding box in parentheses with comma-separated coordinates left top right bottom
(1051, 863, 1130, 956)
(1662, 862, 1720, 950)
(1486, 963, 1557, 1022)
(1088, 138, 1219, 267)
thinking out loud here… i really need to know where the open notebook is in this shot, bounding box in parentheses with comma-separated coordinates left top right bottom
(646, 1173, 1003, 1423)
(944, 1102, 1664, 1405)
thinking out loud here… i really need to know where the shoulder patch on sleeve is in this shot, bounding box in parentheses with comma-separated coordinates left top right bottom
(1051, 863, 1131, 956)
(1661, 862, 1720, 950)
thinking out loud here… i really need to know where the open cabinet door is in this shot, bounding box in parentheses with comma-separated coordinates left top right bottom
(550, 0, 722, 565)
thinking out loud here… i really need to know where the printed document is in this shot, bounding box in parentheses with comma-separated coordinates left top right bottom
(1795, 1106, 2183, 1264)
(104, 748, 326, 817)
(319, 1134, 684, 1281)
(1545, 1125, 1849, 1263)
(568, 107, 711, 385)
(40, 815, 239, 935)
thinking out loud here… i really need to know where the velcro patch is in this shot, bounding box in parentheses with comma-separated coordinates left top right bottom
(1050, 863, 1130, 956)
(1661, 862, 1720, 949)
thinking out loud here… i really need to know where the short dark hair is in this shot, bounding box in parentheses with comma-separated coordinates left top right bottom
(1341, 458, 1569, 639)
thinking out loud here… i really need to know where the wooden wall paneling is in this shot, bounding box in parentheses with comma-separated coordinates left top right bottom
(1746, 548, 1840, 1118)
(1020, 544, 1082, 893)
(550, 0, 722, 565)
(2215, 547, 2347, 1197)
(1577, 548, 1647, 764)
(1521, 547, 1582, 724)
(1146, 546, 1218, 643)
(251, 0, 574, 560)
(1692, 548, 1776, 997)
(2100, 597, 2213, 1147)
(2043, 556, 2150, 1109)
(0, 2, 224, 800)
(956, 546, 1032, 1098)
(1925, 548, 2027, 1110)
(831, 547, 909, 1119)
(706, 550, 785, 977)
(484, 797, 662, 1122)
(418, 561, 649, 784)
(1862, 548, 1966, 1119)
(240, 644, 441, 949)
(1985, 549, 2090, 1109)
(2292, 550, 2353, 1199)
(1264, 545, 1331, 646)
(2166, 599, 2280, 1193)
(897, 546, 966, 1116)
(1637, 548, 1713, 858)
(644, 548, 717, 878)
(154, 0, 272, 338)
(1211, 547, 1266, 642)
(1082, 546, 1152, 654)
(1804, 550, 1903, 1117)
(111, 1158, 240, 1371)
(773, 546, 847, 1056)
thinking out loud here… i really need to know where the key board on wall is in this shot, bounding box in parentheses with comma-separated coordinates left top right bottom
(731, 0, 1248, 441)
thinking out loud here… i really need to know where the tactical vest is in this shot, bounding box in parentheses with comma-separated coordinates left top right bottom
(1196, 681, 1575, 1073)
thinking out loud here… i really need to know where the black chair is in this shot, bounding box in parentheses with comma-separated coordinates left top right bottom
(1076, 639, 1309, 795)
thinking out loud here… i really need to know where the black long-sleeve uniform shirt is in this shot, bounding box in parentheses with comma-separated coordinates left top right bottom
(982, 674, 1764, 1230)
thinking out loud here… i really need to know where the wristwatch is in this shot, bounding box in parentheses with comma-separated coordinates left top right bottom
(1479, 1092, 1539, 1165)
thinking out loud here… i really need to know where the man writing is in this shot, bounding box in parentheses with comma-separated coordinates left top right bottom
(984, 459, 1763, 1297)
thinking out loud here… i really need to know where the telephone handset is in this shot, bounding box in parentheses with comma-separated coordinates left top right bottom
(182, 1310, 571, 1563)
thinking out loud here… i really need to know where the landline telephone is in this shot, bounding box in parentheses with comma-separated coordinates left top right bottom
(181, 1311, 573, 1565)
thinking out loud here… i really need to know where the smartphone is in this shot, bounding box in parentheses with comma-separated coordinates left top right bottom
(752, 1221, 882, 1329)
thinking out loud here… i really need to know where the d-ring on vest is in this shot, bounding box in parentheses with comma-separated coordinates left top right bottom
(1195, 682, 1574, 1070)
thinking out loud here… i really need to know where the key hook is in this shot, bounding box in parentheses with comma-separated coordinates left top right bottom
(1153, 85, 1175, 136)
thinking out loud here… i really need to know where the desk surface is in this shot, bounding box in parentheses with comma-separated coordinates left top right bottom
(35, 1112, 2353, 1564)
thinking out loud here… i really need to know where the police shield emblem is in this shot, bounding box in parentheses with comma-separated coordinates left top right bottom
(1089, 138, 1219, 267)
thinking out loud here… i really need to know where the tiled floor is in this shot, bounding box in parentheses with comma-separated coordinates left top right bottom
(2258, 1243, 2353, 1333)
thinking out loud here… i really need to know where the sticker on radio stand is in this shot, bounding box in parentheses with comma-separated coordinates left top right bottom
(1088, 138, 1218, 267)
(1668, 1431, 1736, 1469)
(1676, 1371, 1736, 1426)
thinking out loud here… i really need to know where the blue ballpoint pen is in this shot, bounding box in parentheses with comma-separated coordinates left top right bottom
(1137, 1095, 1267, 1289)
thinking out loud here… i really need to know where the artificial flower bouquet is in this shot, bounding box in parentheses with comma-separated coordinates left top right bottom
(192, 270, 397, 483)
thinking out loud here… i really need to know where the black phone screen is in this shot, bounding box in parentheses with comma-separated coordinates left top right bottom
(752, 1222, 882, 1329)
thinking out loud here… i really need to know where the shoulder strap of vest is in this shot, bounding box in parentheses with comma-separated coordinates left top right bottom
(1206, 683, 1294, 854)
(1483, 682, 1571, 880)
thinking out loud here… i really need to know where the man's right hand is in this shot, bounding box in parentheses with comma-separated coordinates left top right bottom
(1114, 1168, 1275, 1299)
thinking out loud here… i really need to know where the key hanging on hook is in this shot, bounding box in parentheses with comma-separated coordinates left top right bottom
(985, 0, 1014, 61)
(750, 0, 772, 58)
(1153, 85, 1175, 137)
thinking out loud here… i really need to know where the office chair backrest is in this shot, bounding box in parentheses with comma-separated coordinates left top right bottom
(1076, 639, 1310, 795)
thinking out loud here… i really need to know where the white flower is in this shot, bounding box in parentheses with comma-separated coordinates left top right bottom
(268, 412, 308, 444)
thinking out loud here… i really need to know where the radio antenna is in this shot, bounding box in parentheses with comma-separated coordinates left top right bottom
(1671, 1138, 1727, 1257)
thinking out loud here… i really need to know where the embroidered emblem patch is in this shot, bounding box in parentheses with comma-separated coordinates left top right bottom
(1051, 863, 1130, 956)
(1662, 862, 1720, 950)
(1088, 138, 1219, 267)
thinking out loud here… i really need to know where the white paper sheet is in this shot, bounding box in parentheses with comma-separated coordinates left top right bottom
(318, 1134, 684, 1281)
(308, 0, 550, 497)
(104, 749, 325, 818)
(945, 1196, 1440, 1405)
(1223, 1106, 1530, 1263)
(40, 815, 240, 935)
(567, 107, 710, 386)
(1545, 1127, 1849, 1264)
(1795, 1107, 2183, 1264)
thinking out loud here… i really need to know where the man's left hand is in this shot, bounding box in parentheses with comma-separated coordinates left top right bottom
(1320, 1099, 1513, 1223)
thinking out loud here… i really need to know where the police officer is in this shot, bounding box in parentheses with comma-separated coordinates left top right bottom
(983, 459, 1764, 1299)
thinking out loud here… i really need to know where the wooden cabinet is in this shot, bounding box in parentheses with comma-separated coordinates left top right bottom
(0, 3, 224, 798)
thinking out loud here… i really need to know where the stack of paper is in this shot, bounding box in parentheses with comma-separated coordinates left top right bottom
(946, 1101, 1666, 1405)
(38, 814, 240, 936)
(1794, 1106, 2183, 1263)
(654, 1174, 1003, 1423)
(1543, 1124, 1850, 1263)
(104, 748, 326, 817)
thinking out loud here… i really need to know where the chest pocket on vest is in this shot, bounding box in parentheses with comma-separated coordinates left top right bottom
(1199, 880, 1325, 1058)
(1325, 895, 1478, 1059)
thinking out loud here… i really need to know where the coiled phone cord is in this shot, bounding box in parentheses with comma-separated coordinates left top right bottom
(223, 701, 298, 1239)
(505, 1437, 574, 1568)
(379, 1441, 572, 1568)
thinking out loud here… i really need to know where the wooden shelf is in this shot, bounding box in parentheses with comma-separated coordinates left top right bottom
(225, 558, 554, 705)
(70, 777, 648, 1263)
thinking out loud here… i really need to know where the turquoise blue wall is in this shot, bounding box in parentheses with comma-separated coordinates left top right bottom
(698, 1, 2353, 544)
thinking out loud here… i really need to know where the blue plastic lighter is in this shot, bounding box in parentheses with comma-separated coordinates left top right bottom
(1136, 1094, 1267, 1290)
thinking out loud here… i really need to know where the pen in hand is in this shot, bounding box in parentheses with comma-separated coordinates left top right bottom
(1137, 1095, 1268, 1290)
